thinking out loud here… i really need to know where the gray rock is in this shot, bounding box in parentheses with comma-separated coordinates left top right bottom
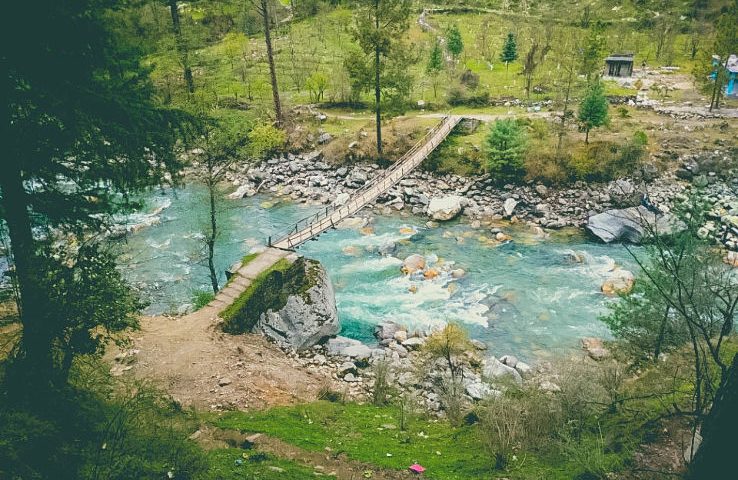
(586, 206, 684, 243)
(335, 192, 350, 206)
(503, 198, 518, 217)
(374, 321, 403, 341)
(483, 357, 523, 385)
(317, 132, 333, 144)
(401, 337, 426, 349)
(427, 195, 463, 221)
(470, 339, 487, 350)
(608, 179, 645, 207)
(499, 354, 518, 368)
(515, 361, 532, 376)
(343, 373, 359, 382)
(256, 261, 339, 350)
(338, 362, 357, 375)
(465, 381, 499, 400)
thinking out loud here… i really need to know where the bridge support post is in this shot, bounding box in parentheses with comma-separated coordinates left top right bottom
(268, 236, 271, 247)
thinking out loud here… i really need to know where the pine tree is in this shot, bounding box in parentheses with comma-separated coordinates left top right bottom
(485, 119, 528, 183)
(578, 81, 609, 143)
(500, 32, 518, 71)
(353, 0, 412, 155)
(427, 39, 444, 98)
(1, 0, 193, 389)
(446, 24, 464, 64)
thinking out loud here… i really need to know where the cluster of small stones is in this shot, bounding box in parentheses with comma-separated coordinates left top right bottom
(271, 321, 558, 416)
(223, 147, 738, 250)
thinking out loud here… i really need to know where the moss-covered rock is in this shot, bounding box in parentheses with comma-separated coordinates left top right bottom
(220, 256, 339, 350)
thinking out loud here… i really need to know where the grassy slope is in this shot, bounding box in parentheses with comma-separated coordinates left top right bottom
(212, 401, 620, 480)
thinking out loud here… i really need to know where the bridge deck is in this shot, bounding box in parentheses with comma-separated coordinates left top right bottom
(271, 115, 462, 250)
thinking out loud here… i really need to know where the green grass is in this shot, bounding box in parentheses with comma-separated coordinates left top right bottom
(205, 449, 318, 479)
(210, 401, 627, 480)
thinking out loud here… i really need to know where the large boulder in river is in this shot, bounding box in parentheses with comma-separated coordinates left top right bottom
(586, 206, 683, 244)
(427, 195, 463, 221)
(255, 260, 340, 350)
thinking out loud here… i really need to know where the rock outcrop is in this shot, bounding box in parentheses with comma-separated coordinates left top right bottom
(586, 206, 683, 243)
(256, 261, 340, 350)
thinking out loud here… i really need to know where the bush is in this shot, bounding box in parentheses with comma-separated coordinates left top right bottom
(371, 359, 394, 406)
(191, 290, 214, 310)
(447, 85, 489, 107)
(247, 124, 287, 159)
(459, 69, 480, 90)
(569, 139, 645, 182)
(0, 362, 208, 480)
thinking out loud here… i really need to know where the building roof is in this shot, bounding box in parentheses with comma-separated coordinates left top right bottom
(605, 53, 634, 63)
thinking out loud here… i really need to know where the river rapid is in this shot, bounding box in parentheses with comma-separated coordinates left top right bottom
(119, 184, 638, 362)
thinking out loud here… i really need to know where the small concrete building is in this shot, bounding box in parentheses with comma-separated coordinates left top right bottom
(604, 53, 634, 77)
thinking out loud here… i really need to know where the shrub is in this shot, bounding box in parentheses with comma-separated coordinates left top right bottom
(459, 69, 480, 90)
(371, 359, 394, 406)
(478, 386, 559, 470)
(485, 119, 528, 183)
(569, 139, 645, 181)
(447, 85, 489, 106)
(191, 290, 214, 310)
(247, 124, 287, 159)
(524, 149, 572, 184)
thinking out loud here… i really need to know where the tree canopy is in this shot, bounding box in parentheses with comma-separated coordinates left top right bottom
(1, 0, 194, 387)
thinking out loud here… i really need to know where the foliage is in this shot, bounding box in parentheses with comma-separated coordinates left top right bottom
(247, 124, 287, 159)
(427, 39, 444, 75)
(460, 69, 480, 90)
(192, 290, 215, 310)
(601, 196, 738, 421)
(485, 119, 528, 183)
(568, 139, 645, 181)
(577, 81, 609, 143)
(446, 24, 464, 61)
(499, 33, 518, 67)
(2, 0, 194, 385)
(579, 21, 606, 81)
(305, 71, 329, 103)
(0, 362, 208, 480)
(422, 324, 473, 384)
(372, 359, 394, 406)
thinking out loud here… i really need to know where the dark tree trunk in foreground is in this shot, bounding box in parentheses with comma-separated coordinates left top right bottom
(0, 163, 52, 384)
(260, 0, 283, 126)
(688, 353, 738, 479)
(168, 0, 195, 94)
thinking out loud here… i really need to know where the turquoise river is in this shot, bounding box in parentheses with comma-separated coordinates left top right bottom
(119, 184, 638, 362)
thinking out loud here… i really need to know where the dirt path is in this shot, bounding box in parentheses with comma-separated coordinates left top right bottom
(198, 426, 412, 480)
(110, 306, 333, 410)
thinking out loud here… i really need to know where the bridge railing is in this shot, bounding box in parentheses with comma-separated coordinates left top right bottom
(268, 115, 459, 249)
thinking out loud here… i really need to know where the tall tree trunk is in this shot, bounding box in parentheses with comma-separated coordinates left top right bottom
(653, 304, 670, 361)
(206, 178, 219, 294)
(0, 162, 53, 385)
(688, 354, 738, 479)
(556, 67, 574, 156)
(168, 0, 195, 94)
(585, 128, 589, 144)
(374, 1, 382, 156)
(261, 0, 283, 126)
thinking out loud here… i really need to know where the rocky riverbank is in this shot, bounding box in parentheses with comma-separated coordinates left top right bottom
(220, 147, 738, 250)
